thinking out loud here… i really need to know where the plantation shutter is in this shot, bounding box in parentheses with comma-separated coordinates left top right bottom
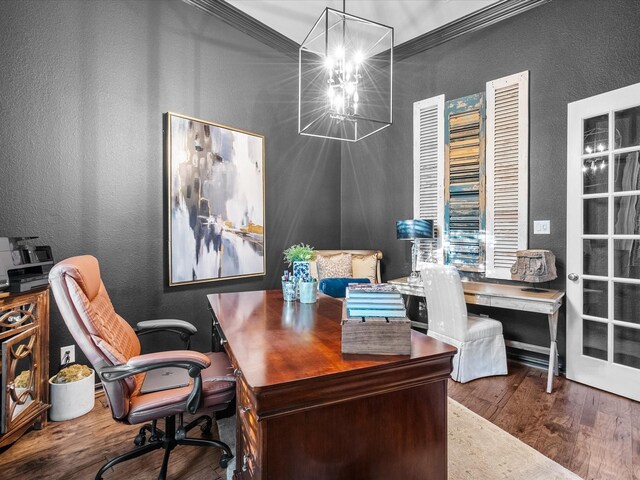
(486, 71, 529, 279)
(413, 95, 445, 258)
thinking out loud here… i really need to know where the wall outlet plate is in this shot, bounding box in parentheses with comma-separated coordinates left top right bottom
(533, 220, 550, 235)
(60, 345, 75, 365)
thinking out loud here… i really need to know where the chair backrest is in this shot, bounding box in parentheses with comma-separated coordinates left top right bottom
(420, 263, 469, 342)
(49, 255, 141, 420)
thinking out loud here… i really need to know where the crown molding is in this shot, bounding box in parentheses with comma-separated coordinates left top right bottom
(182, 0, 299, 59)
(183, 0, 551, 62)
(394, 0, 552, 61)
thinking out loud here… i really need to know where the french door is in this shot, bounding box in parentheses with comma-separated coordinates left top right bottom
(567, 82, 640, 401)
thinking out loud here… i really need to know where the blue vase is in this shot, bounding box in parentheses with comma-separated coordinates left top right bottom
(293, 261, 310, 280)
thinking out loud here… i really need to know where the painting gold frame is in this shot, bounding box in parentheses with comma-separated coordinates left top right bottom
(165, 112, 266, 286)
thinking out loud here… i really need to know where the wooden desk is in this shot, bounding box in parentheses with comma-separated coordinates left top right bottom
(208, 290, 456, 480)
(388, 277, 565, 394)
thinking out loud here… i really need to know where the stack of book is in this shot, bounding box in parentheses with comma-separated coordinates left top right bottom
(345, 283, 406, 318)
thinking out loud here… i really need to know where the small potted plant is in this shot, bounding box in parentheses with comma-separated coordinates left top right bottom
(283, 243, 316, 280)
(49, 364, 95, 421)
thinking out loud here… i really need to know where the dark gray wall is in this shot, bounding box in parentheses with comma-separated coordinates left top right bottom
(341, 0, 640, 365)
(0, 0, 341, 374)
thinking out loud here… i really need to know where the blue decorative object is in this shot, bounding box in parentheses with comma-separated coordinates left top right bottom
(293, 261, 311, 280)
(396, 219, 434, 240)
(319, 278, 370, 298)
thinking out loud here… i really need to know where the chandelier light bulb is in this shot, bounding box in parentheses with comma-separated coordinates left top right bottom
(325, 56, 334, 70)
(597, 143, 604, 152)
(585, 145, 593, 154)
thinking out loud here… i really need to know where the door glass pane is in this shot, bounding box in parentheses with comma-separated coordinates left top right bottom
(614, 152, 640, 192)
(584, 198, 608, 234)
(584, 114, 609, 154)
(614, 239, 640, 278)
(584, 239, 608, 276)
(583, 279, 608, 318)
(583, 156, 608, 194)
(583, 319, 608, 360)
(614, 105, 640, 149)
(614, 195, 640, 234)
(614, 282, 640, 324)
(613, 326, 640, 369)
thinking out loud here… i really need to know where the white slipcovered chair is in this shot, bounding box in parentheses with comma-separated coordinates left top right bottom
(420, 263, 508, 383)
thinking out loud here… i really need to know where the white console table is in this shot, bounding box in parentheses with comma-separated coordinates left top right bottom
(388, 277, 565, 393)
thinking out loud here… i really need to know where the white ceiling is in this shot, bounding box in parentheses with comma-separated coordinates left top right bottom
(226, 0, 499, 46)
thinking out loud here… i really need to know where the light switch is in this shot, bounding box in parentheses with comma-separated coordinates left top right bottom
(534, 220, 550, 235)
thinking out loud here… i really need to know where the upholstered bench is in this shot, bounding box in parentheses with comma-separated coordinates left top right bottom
(309, 250, 383, 298)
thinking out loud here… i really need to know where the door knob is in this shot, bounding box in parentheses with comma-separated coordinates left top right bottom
(568, 273, 579, 281)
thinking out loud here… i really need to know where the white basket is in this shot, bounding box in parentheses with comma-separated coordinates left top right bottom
(49, 369, 95, 421)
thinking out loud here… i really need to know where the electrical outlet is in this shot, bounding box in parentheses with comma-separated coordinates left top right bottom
(533, 220, 551, 235)
(60, 345, 75, 365)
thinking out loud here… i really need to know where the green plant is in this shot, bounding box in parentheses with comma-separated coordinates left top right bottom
(283, 243, 316, 266)
(51, 364, 93, 384)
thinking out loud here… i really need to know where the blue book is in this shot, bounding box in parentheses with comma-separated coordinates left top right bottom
(347, 307, 406, 318)
(347, 299, 405, 309)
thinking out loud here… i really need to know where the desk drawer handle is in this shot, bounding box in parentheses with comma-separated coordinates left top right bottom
(240, 406, 251, 414)
(234, 368, 242, 377)
(220, 338, 228, 345)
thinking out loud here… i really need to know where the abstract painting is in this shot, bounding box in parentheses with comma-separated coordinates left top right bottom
(166, 112, 265, 286)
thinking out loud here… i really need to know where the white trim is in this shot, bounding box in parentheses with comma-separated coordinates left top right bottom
(485, 70, 529, 279)
(413, 94, 445, 257)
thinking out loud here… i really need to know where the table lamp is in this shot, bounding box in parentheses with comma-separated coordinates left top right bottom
(396, 219, 434, 284)
(510, 249, 557, 292)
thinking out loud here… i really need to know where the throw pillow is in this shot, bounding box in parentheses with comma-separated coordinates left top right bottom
(319, 278, 370, 298)
(316, 253, 353, 280)
(352, 253, 378, 284)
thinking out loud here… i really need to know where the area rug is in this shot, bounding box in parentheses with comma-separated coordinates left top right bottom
(448, 399, 581, 479)
(218, 398, 582, 479)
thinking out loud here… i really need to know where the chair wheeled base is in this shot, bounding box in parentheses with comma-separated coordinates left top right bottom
(96, 413, 233, 480)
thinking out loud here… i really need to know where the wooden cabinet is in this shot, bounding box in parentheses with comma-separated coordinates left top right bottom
(0, 288, 50, 447)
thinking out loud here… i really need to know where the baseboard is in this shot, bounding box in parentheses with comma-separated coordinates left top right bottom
(507, 350, 565, 374)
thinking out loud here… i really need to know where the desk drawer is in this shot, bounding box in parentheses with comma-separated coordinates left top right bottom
(490, 296, 555, 314)
(237, 376, 260, 478)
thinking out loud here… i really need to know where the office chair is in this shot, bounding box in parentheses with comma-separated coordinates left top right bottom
(421, 263, 508, 383)
(49, 255, 236, 480)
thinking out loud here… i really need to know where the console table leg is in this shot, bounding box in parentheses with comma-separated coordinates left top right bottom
(546, 310, 559, 393)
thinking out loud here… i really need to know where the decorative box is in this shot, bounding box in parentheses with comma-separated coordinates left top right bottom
(341, 304, 411, 355)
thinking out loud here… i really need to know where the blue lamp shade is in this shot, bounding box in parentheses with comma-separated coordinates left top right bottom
(396, 219, 434, 240)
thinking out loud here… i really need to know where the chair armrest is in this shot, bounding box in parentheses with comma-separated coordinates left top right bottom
(99, 351, 212, 414)
(128, 350, 210, 369)
(135, 319, 198, 349)
(136, 319, 197, 335)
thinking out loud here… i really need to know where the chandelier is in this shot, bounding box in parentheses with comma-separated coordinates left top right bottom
(298, 2, 394, 142)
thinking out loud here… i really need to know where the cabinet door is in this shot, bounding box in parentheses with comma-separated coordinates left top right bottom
(1, 326, 40, 433)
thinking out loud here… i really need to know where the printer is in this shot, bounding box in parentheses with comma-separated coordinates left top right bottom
(0, 237, 54, 293)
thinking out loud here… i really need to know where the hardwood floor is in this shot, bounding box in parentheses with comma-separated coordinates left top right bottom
(0, 361, 638, 479)
(448, 361, 640, 480)
(0, 394, 229, 480)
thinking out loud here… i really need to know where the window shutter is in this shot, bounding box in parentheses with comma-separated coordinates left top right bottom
(444, 93, 486, 272)
(486, 71, 529, 279)
(413, 95, 445, 259)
